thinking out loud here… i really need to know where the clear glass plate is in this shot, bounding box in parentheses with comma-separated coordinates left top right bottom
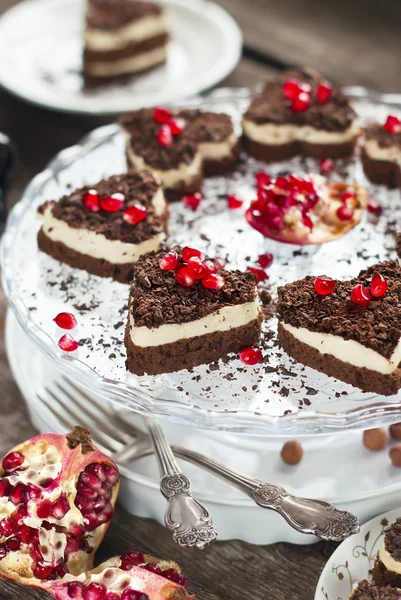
(2, 87, 401, 436)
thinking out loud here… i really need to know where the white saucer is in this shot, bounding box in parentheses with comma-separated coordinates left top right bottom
(315, 507, 401, 600)
(6, 310, 401, 545)
(0, 0, 242, 115)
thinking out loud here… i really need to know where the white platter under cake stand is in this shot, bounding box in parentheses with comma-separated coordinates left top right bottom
(6, 310, 401, 546)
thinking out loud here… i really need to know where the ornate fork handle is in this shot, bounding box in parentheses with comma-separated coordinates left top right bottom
(147, 419, 217, 549)
(172, 446, 360, 542)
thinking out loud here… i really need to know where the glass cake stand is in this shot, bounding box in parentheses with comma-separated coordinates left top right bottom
(2, 87, 401, 436)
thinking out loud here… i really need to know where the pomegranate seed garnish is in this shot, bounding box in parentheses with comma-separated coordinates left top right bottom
(257, 253, 273, 269)
(336, 205, 354, 221)
(159, 250, 179, 271)
(0, 517, 16, 537)
(153, 107, 171, 124)
(100, 193, 124, 212)
(384, 115, 401, 134)
(255, 171, 271, 189)
(351, 284, 371, 306)
(50, 494, 70, 519)
(53, 312, 77, 330)
(183, 192, 202, 210)
(58, 334, 79, 353)
(316, 82, 332, 103)
(367, 199, 383, 215)
(203, 259, 217, 275)
(202, 274, 225, 290)
(83, 190, 100, 213)
(314, 276, 335, 295)
(247, 267, 269, 283)
(340, 191, 354, 204)
(182, 246, 205, 262)
(214, 257, 226, 268)
(319, 157, 334, 175)
(370, 273, 388, 298)
(239, 346, 263, 365)
(157, 125, 173, 147)
(227, 194, 243, 209)
(168, 117, 185, 135)
(123, 204, 147, 225)
(34, 562, 54, 580)
(162, 568, 188, 588)
(175, 266, 196, 287)
(2, 451, 24, 471)
(187, 257, 207, 279)
(291, 92, 311, 112)
(83, 582, 107, 600)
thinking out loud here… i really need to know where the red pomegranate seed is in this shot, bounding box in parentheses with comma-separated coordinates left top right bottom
(275, 176, 290, 191)
(50, 494, 70, 519)
(86, 463, 106, 482)
(34, 562, 54, 580)
(58, 334, 79, 353)
(351, 284, 371, 306)
(53, 312, 77, 330)
(153, 107, 171, 124)
(203, 259, 217, 275)
(340, 191, 354, 204)
(370, 273, 388, 298)
(336, 205, 354, 221)
(145, 564, 162, 576)
(202, 274, 225, 290)
(67, 582, 85, 599)
(0, 479, 10, 497)
(291, 92, 311, 113)
(316, 82, 332, 103)
(183, 192, 202, 210)
(83, 582, 106, 600)
(15, 524, 34, 544)
(255, 171, 271, 189)
(105, 594, 120, 600)
(0, 517, 16, 537)
(0, 544, 7, 559)
(6, 537, 20, 551)
(283, 79, 300, 100)
(122, 590, 148, 600)
(258, 253, 273, 269)
(65, 536, 80, 556)
(157, 125, 173, 147)
(384, 115, 401, 134)
(247, 267, 269, 282)
(93, 498, 106, 513)
(26, 483, 41, 500)
(9, 483, 26, 505)
(123, 204, 148, 225)
(239, 347, 263, 365)
(83, 190, 100, 213)
(159, 250, 179, 271)
(182, 246, 205, 262)
(12, 504, 27, 523)
(367, 199, 383, 215)
(79, 470, 102, 490)
(100, 193, 124, 212)
(227, 194, 243, 209)
(162, 568, 188, 588)
(175, 266, 196, 287)
(76, 495, 94, 515)
(36, 498, 52, 519)
(319, 157, 334, 175)
(187, 257, 207, 279)
(302, 214, 313, 229)
(121, 550, 144, 565)
(214, 257, 226, 268)
(314, 276, 335, 295)
(104, 465, 118, 484)
(168, 117, 185, 135)
(2, 452, 24, 471)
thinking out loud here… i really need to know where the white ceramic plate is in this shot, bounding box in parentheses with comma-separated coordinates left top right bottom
(0, 0, 242, 115)
(315, 507, 401, 600)
(6, 310, 401, 545)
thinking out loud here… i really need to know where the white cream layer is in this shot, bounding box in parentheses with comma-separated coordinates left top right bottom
(86, 46, 167, 77)
(364, 139, 401, 167)
(198, 132, 238, 160)
(282, 322, 401, 375)
(40, 206, 165, 264)
(242, 119, 360, 145)
(130, 299, 261, 347)
(379, 540, 401, 574)
(85, 12, 168, 52)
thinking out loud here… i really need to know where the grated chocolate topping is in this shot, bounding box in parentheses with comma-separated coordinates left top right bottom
(350, 580, 401, 600)
(86, 0, 162, 30)
(119, 108, 236, 170)
(129, 247, 258, 328)
(276, 260, 401, 359)
(364, 123, 401, 150)
(244, 67, 357, 132)
(385, 518, 401, 561)
(38, 170, 165, 244)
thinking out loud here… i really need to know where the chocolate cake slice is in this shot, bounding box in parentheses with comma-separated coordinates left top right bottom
(83, 0, 169, 88)
(372, 519, 401, 588)
(37, 171, 167, 283)
(276, 261, 401, 396)
(119, 108, 240, 201)
(125, 246, 263, 375)
(349, 580, 401, 600)
(362, 117, 401, 188)
(242, 67, 360, 162)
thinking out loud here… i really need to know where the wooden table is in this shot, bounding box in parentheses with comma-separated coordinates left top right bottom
(1, 1, 400, 598)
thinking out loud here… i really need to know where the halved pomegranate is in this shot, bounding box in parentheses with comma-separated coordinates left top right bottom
(0, 428, 120, 589)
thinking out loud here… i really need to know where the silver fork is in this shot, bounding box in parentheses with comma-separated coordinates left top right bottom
(36, 378, 360, 542)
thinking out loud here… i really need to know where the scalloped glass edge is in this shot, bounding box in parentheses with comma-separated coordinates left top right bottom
(3, 86, 401, 436)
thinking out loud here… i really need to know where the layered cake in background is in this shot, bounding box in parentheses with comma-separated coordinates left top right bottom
(276, 261, 401, 396)
(373, 518, 401, 588)
(125, 246, 263, 375)
(120, 108, 240, 201)
(349, 580, 401, 599)
(83, 0, 169, 87)
(362, 115, 401, 188)
(37, 171, 168, 283)
(242, 68, 360, 162)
